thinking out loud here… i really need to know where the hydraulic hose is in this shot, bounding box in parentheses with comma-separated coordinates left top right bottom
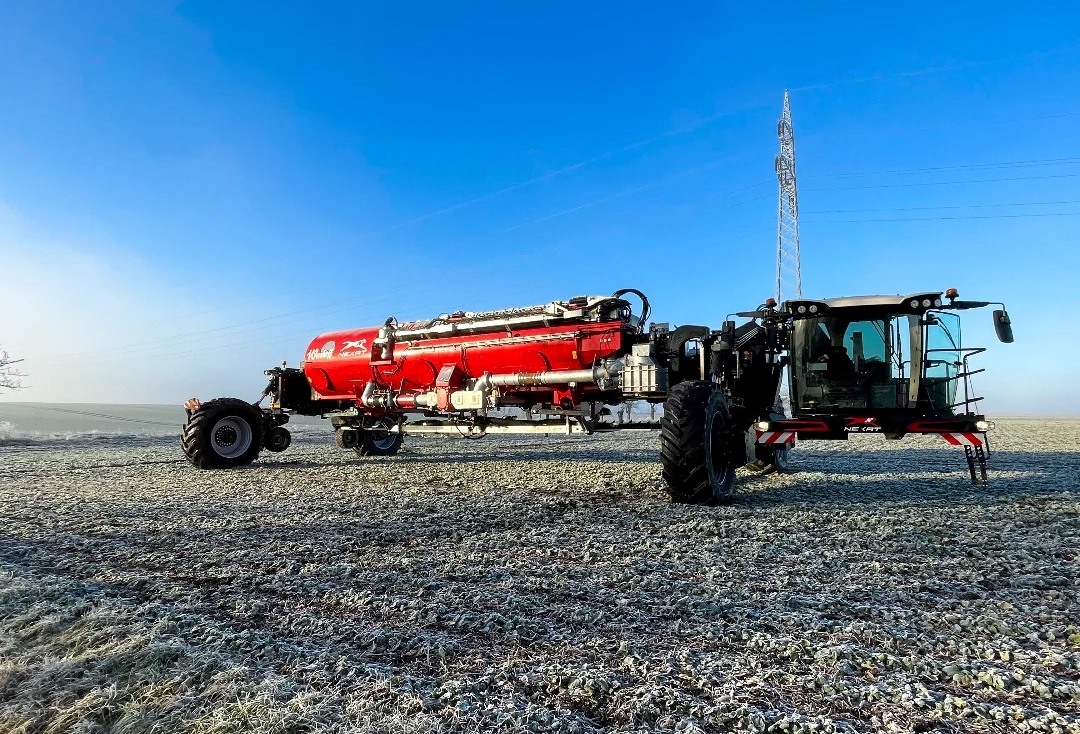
(612, 288, 651, 326)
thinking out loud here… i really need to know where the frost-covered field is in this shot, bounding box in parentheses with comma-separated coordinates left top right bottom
(1, 419, 1078, 733)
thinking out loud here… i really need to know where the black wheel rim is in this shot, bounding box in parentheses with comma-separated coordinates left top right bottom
(369, 419, 398, 450)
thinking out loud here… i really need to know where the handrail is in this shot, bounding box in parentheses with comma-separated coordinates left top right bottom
(924, 346, 987, 356)
(958, 351, 985, 416)
(950, 396, 984, 409)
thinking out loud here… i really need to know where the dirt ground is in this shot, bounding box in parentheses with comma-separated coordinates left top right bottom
(1, 419, 1078, 733)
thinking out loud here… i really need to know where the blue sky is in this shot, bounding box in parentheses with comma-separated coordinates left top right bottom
(0, 2, 1077, 413)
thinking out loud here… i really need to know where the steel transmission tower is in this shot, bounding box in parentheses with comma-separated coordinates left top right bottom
(775, 90, 802, 304)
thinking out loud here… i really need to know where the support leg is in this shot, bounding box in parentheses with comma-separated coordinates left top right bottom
(964, 444, 989, 486)
(964, 445, 978, 484)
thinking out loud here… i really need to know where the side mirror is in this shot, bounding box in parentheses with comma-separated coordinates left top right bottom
(993, 309, 1014, 343)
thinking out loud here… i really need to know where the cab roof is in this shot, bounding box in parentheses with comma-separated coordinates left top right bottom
(780, 292, 944, 318)
(810, 293, 941, 309)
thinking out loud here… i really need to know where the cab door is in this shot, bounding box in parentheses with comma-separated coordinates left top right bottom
(920, 312, 962, 412)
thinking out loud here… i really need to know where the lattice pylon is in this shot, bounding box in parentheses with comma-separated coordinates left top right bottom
(775, 90, 802, 304)
(774, 90, 802, 417)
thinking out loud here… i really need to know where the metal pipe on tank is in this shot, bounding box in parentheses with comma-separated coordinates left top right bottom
(413, 392, 437, 408)
(359, 381, 435, 410)
(478, 362, 619, 390)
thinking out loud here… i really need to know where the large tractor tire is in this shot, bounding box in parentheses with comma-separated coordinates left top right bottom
(181, 398, 264, 469)
(355, 419, 403, 457)
(659, 381, 737, 505)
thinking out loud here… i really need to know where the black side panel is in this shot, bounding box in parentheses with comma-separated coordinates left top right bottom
(276, 368, 330, 415)
(730, 323, 782, 419)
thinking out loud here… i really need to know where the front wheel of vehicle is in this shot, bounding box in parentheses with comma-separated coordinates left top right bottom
(181, 398, 264, 469)
(749, 443, 791, 474)
(660, 381, 737, 505)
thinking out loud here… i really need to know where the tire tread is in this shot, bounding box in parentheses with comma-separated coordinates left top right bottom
(659, 381, 716, 504)
(181, 398, 264, 469)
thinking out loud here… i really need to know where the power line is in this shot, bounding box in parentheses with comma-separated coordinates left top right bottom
(807, 156, 1080, 179)
(47, 163, 1080, 364)
(41, 177, 783, 364)
(346, 43, 1080, 241)
(804, 171, 1080, 192)
(37, 142, 1080, 364)
(501, 172, 773, 235)
(805, 199, 1080, 214)
(42, 291, 404, 361)
(492, 157, 1080, 239)
(805, 210, 1080, 223)
(39, 260, 557, 363)
(50, 175, 1077, 363)
(94, 155, 1080, 360)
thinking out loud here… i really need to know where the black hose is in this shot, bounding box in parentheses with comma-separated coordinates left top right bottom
(612, 288, 651, 326)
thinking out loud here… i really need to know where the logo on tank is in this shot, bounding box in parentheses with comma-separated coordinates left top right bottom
(305, 341, 337, 361)
(338, 339, 369, 356)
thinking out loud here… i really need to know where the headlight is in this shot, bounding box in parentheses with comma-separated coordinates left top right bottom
(797, 305, 807, 314)
(934, 298, 942, 307)
(910, 299, 920, 308)
(975, 420, 995, 431)
(921, 298, 932, 307)
(809, 304, 819, 313)
(753, 421, 770, 431)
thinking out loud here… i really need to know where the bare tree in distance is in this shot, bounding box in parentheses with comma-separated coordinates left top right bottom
(1, 347, 25, 391)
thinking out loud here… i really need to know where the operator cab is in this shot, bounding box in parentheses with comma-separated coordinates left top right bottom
(736, 289, 1012, 484)
(784, 292, 1007, 421)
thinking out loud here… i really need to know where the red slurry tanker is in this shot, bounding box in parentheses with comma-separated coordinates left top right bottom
(182, 288, 1013, 503)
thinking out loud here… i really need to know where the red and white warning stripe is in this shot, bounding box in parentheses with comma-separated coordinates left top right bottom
(941, 432, 984, 447)
(756, 431, 796, 445)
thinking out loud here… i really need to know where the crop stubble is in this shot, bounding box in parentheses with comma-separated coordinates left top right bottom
(0, 419, 1078, 733)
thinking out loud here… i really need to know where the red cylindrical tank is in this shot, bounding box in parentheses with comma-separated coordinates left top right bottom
(301, 300, 633, 405)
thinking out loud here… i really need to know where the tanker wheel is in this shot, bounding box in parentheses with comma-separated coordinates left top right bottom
(333, 428, 353, 450)
(355, 419, 403, 457)
(264, 426, 292, 453)
(748, 443, 791, 474)
(181, 398, 264, 469)
(659, 381, 737, 505)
